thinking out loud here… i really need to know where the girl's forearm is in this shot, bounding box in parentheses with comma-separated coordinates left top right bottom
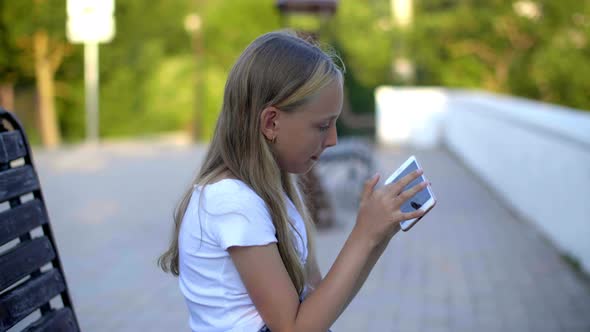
(292, 225, 378, 332)
(341, 224, 400, 312)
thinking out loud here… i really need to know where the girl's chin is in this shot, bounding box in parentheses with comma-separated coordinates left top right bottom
(304, 159, 318, 172)
(288, 163, 315, 175)
(281, 158, 318, 174)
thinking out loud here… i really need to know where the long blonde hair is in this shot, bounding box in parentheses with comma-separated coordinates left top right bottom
(158, 30, 344, 295)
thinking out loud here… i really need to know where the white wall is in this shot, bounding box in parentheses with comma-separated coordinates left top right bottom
(375, 87, 590, 274)
(375, 86, 448, 149)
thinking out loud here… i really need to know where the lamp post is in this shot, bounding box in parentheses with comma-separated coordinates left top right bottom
(184, 13, 203, 142)
(390, 0, 414, 84)
(67, 0, 116, 144)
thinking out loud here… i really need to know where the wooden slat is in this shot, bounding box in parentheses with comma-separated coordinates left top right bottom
(0, 131, 27, 164)
(0, 165, 39, 203)
(22, 308, 78, 332)
(0, 200, 48, 247)
(0, 269, 65, 330)
(0, 237, 56, 290)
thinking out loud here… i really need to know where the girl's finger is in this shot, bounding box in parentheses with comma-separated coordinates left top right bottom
(360, 173, 380, 201)
(387, 169, 423, 195)
(398, 209, 426, 221)
(396, 181, 429, 203)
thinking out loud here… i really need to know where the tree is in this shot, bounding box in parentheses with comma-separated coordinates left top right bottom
(87, 0, 193, 138)
(408, 0, 590, 110)
(325, 0, 394, 135)
(197, 0, 281, 139)
(3, 0, 587, 146)
(0, 1, 19, 111)
(1, 0, 71, 147)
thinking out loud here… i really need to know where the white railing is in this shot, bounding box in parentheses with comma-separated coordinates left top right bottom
(375, 86, 590, 274)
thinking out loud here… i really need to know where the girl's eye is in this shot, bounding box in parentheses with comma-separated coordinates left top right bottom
(319, 123, 330, 132)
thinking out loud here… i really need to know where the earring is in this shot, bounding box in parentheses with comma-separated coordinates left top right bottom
(267, 135, 277, 144)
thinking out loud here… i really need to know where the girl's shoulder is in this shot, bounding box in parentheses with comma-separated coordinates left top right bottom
(192, 179, 278, 249)
(197, 179, 267, 215)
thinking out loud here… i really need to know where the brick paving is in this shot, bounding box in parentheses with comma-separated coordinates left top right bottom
(31, 141, 590, 332)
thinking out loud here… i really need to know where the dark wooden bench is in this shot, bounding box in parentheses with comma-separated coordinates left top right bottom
(0, 108, 80, 331)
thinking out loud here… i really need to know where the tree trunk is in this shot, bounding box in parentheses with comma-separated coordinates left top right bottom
(33, 30, 60, 148)
(0, 83, 14, 111)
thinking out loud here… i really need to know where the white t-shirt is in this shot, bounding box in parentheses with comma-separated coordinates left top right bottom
(178, 179, 308, 332)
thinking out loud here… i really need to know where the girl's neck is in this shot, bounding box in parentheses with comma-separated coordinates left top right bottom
(210, 170, 238, 185)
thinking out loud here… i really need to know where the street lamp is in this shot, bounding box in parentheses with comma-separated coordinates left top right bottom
(184, 13, 204, 142)
(390, 0, 414, 84)
(513, 0, 541, 20)
(184, 13, 202, 34)
(67, 0, 116, 144)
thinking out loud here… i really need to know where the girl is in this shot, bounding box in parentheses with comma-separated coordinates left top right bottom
(158, 30, 429, 332)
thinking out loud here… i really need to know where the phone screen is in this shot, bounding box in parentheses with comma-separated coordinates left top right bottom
(385, 158, 433, 214)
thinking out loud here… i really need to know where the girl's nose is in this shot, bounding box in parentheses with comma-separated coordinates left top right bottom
(324, 125, 338, 148)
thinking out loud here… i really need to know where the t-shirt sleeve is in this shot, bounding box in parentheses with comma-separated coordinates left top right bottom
(206, 190, 277, 250)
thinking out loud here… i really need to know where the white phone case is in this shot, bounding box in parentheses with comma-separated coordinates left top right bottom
(384, 155, 436, 231)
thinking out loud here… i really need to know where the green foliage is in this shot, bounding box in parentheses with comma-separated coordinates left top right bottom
(197, 0, 282, 139)
(1, 0, 589, 145)
(0, 0, 67, 77)
(409, 0, 590, 110)
(0, 3, 19, 82)
(328, 0, 393, 88)
(324, 0, 393, 137)
(98, 1, 192, 138)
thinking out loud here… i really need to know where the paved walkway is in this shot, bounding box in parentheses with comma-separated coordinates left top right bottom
(32, 141, 590, 332)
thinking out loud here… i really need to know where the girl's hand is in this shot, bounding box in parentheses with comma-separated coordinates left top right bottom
(354, 170, 429, 246)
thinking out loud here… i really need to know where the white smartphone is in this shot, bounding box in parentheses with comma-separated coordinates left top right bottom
(384, 155, 436, 231)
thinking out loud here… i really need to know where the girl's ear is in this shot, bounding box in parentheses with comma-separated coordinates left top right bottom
(260, 106, 280, 141)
